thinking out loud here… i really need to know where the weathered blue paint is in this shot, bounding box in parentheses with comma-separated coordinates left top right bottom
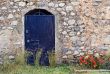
(25, 9, 55, 66)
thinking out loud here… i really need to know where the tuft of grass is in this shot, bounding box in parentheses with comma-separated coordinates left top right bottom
(0, 64, 71, 74)
(48, 50, 56, 67)
(0, 50, 72, 74)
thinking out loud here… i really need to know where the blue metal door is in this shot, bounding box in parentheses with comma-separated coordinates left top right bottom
(24, 9, 55, 65)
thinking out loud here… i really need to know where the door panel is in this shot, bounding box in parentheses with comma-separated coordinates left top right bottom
(25, 15, 55, 52)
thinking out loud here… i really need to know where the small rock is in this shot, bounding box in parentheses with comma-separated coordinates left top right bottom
(29, 2, 34, 6)
(94, 53, 100, 58)
(77, 20, 83, 25)
(19, 2, 26, 6)
(48, 2, 54, 7)
(13, 6, 18, 9)
(13, 10, 16, 13)
(2, 7, 7, 10)
(7, 27, 13, 30)
(61, 11, 66, 16)
(80, 52, 84, 56)
(8, 14, 14, 19)
(62, 31, 67, 35)
(11, 21, 18, 26)
(71, 2, 79, 6)
(0, 61, 3, 65)
(56, 8, 62, 11)
(9, 55, 15, 60)
(0, 16, 4, 20)
(62, 55, 67, 59)
(66, 6, 73, 11)
(70, 12, 75, 16)
(2, 27, 7, 29)
(94, 0, 102, 2)
(81, 37, 86, 41)
(88, 50, 93, 54)
(63, 22, 68, 26)
(14, 0, 20, 2)
(74, 50, 79, 55)
(10, 2, 14, 5)
(64, 18, 69, 21)
(59, 3, 65, 7)
(74, 26, 80, 32)
(68, 19, 75, 25)
(55, 4, 58, 7)
(69, 32, 74, 36)
(66, 51, 72, 55)
(77, 32, 81, 35)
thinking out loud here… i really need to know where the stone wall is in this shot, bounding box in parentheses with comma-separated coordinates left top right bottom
(0, 0, 110, 64)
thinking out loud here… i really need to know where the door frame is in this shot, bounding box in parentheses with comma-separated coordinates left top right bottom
(22, 8, 62, 64)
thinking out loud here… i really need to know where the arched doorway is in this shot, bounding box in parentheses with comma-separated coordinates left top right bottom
(24, 9, 55, 65)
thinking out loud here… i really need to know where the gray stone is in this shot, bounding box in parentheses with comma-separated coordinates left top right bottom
(70, 36, 78, 42)
(80, 52, 84, 56)
(74, 50, 79, 55)
(55, 4, 58, 7)
(2, 27, 7, 30)
(64, 18, 69, 21)
(7, 27, 13, 30)
(81, 37, 86, 41)
(10, 2, 14, 5)
(74, 26, 80, 32)
(94, 0, 102, 2)
(88, 50, 93, 54)
(94, 53, 100, 58)
(59, 3, 65, 7)
(68, 19, 75, 25)
(77, 20, 83, 25)
(19, 2, 26, 6)
(48, 2, 54, 7)
(61, 11, 66, 16)
(8, 14, 14, 19)
(66, 6, 73, 11)
(14, 0, 20, 2)
(66, 51, 72, 55)
(69, 32, 74, 36)
(56, 8, 62, 11)
(62, 31, 67, 35)
(71, 2, 79, 6)
(0, 61, 3, 65)
(0, 16, 4, 20)
(70, 12, 75, 16)
(76, 40, 82, 46)
(9, 55, 15, 60)
(77, 32, 81, 36)
(62, 55, 67, 59)
(63, 22, 68, 26)
(1, 7, 7, 10)
(29, 2, 34, 6)
(11, 21, 18, 26)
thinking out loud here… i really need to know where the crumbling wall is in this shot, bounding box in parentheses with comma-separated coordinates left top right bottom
(0, 0, 110, 64)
